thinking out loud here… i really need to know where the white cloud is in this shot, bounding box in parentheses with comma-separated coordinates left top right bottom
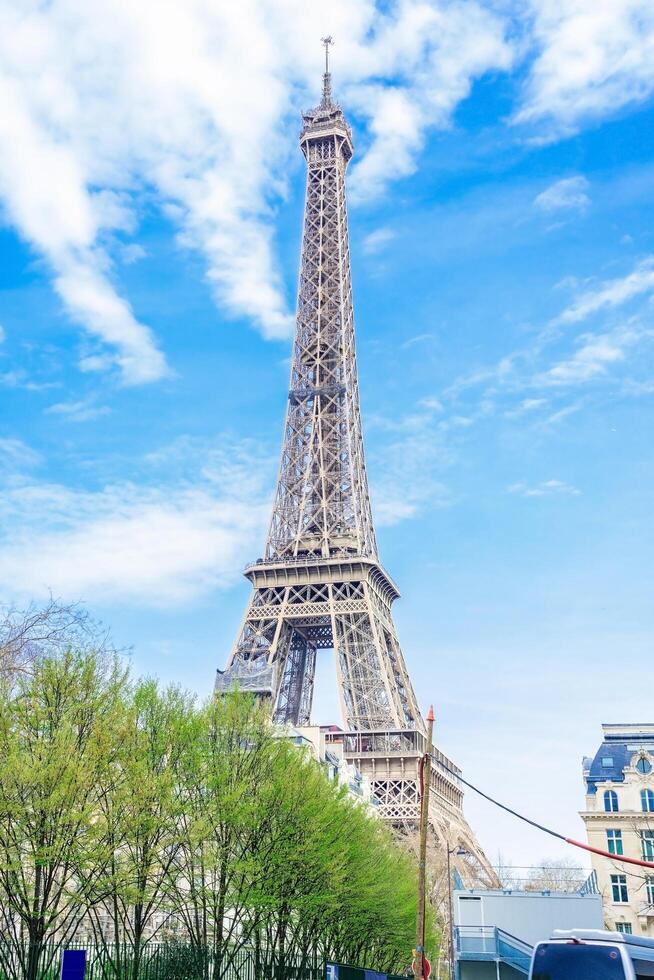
(402, 333, 436, 349)
(121, 243, 147, 264)
(0, 371, 60, 392)
(348, 3, 513, 201)
(541, 400, 584, 425)
(508, 479, 581, 498)
(515, 0, 654, 136)
(0, 438, 41, 472)
(418, 396, 444, 411)
(362, 227, 395, 255)
(539, 325, 646, 385)
(0, 437, 271, 606)
(0, 0, 514, 379)
(45, 399, 110, 422)
(369, 399, 454, 525)
(56, 260, 168, 383)
(556, 257, 654, 324)
(534, 176, 590, 212)
(503, 397, 547, 419)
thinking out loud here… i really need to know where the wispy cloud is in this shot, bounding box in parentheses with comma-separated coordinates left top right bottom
(0, 370, 61, 392)
(369, 398, 460, 526)
(504, 397, 547, 418)
(507, 479, 581, 498)
(0, 0, 515, 383)
(362, 227, 395, 255)
(538, 327, 644, 386)
(556, 257, 654, 324)
(45, 400, 111, 423)
(534, 176, 590, 213)
(540, 400, 584, 426)
(0, 438, 41, 472)
(402, 333, 436, 350)
(0, 436, 272, 606)
(120, 243, 147, 265)
(515, 0, 654, 137)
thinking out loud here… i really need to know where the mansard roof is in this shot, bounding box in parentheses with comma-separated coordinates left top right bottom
(584, 723, 654, 792)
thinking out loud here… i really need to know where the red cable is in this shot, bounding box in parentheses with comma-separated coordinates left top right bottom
(565, 837, 654, 870)
(435, 758, 654, 871)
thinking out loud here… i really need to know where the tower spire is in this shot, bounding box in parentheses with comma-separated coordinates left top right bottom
(321, 35, 333, 106)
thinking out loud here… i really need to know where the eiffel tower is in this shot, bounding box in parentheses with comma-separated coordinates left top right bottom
(216, 40, 496, 885)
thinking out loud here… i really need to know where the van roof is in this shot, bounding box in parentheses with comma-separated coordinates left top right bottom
(551, 929, 654, 952)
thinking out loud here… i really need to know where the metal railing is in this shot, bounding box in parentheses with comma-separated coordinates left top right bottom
(0, 943, 413, 980)
(454, 927, 532, 975)
(580, 870, 599, 896)
(0, 942, 326, 980)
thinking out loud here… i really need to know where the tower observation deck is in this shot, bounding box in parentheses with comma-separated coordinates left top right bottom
(215, 40, 496, 885)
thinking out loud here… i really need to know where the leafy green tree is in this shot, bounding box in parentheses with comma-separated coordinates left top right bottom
(0, 650, 126, 980)
(171, 693, 295, 978)
(88, 679, 196, 980)
(0, 650, 432, 980)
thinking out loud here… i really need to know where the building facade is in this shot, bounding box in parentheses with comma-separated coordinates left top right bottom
(284, 724, 378, 810)
(580, 723, 654, 937)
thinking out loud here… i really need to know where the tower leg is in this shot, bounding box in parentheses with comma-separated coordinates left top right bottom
(274, 628, 317, 726)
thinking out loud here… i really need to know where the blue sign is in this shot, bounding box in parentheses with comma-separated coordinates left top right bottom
(60, 949, 86, 980)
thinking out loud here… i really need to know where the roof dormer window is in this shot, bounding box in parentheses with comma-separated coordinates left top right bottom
(636, 756, 652, 775)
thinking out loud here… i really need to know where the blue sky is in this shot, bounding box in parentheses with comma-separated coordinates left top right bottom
(1, 0, 654, 868)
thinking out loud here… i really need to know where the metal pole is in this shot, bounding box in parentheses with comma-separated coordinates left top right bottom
(415, 706, 435, 980)
(447, 846, 454, 980)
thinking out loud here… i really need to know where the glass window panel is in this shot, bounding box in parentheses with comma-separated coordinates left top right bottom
(611, 874, 628, 903)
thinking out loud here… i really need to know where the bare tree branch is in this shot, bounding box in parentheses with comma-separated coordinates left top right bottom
(0, 597, 119, 682)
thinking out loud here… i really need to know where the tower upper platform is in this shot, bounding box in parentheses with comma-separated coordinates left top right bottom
(300, 42, 353, 161)
(300, 98, 353, 161)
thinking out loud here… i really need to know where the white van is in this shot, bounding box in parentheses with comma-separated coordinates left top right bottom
(529, 929, 654, 980)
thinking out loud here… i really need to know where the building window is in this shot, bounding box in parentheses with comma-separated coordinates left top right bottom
(607, 829, 624, 855)
(642, 831, 654, 862)
(611, 875, 629, 903)
(636, 757, 652, 775)
(641, 789, 654, 812)
(647, 877, 654, 906)
(602, 757, 614, 768)
(616, 922, 632, 934)
(604, 790, 619, 812)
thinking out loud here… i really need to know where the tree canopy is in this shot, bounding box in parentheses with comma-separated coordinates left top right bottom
(0, 642, 434, 980)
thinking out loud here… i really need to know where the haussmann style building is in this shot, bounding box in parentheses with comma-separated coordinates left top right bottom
(581, 723, 654, 937)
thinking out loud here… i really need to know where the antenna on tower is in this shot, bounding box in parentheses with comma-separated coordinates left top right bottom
(320, 36, 333, 106)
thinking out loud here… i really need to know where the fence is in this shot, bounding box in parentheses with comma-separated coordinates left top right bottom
(0, 942, 324, 980)
(0, 944, 411, 980)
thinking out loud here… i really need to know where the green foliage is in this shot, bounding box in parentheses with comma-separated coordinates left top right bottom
(0, 650, 127, 980)
(0, 651, 431, 979)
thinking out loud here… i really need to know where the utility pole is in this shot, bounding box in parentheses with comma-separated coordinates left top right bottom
(415, 706, 435, 980)
(447, 846, 454, 980)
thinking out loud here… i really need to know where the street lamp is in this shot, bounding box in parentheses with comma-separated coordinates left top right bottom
(447, 845, 469, 980)
(414, 707, 435, 980)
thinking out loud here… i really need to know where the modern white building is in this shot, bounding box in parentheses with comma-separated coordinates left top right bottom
(454, 886, 603, 978)
(580, 723, 654, 937)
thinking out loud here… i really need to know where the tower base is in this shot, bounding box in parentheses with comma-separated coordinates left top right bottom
(324, 727, 498, 888)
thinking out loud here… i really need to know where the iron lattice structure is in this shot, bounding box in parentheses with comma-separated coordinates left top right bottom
(216, 59, 419, 734)
(215, 48, 497, 886)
